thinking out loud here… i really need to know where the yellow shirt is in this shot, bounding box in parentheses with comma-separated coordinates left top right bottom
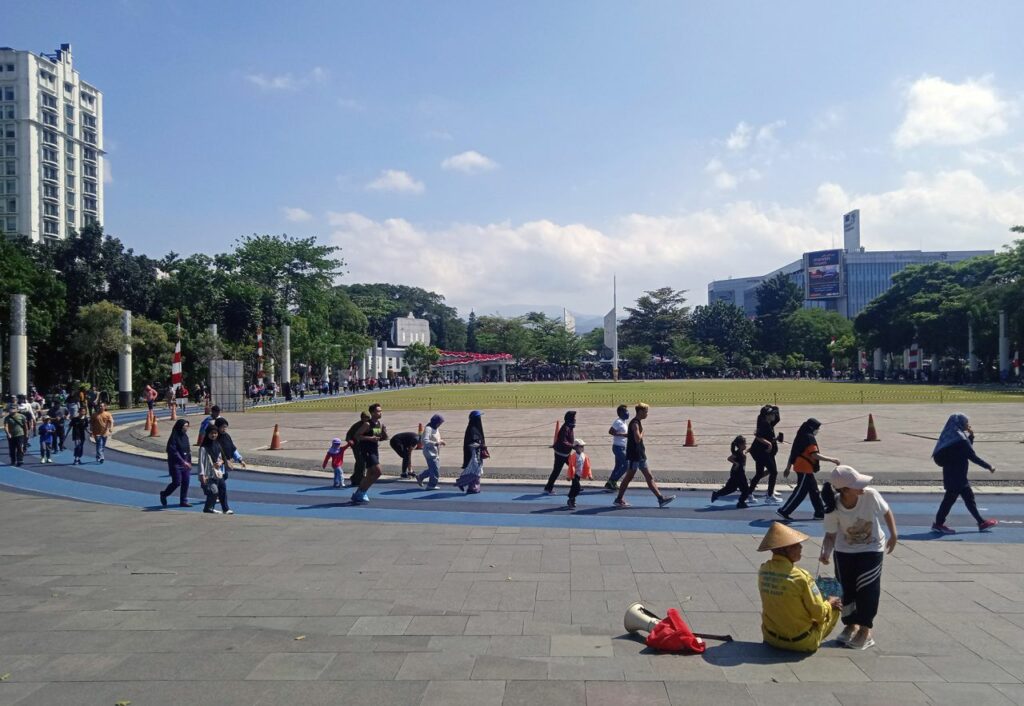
(758, 555, 837, 651)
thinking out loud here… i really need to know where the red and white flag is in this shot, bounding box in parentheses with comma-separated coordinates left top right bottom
(171, 339, 182, 391)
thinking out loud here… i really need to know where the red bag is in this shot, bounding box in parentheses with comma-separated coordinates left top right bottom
(645, 608, 706, 654)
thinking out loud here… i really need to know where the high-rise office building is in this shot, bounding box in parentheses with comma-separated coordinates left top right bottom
(707, 210, 993, 320)
(0, 43, 104, 242)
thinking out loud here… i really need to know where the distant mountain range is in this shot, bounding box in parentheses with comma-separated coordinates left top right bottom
(475, 305, 607, 334)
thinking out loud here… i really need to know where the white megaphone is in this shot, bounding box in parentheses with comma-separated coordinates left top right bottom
(624, 602, 662, 634)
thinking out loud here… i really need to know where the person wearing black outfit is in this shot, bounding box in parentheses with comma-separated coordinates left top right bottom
(455, 411, 486, 493)
(198, 426, 232, 514)
(346, 412, 370, 487)
(749, 404, 783, 504)
(543, 411, 577, 495)
(67, 406, 89, 465)
(711, 435, 754, 508)
(352, 404, 387, 504)
(613, 403, 675, 508)
(778, 419, 840, 521)
(160, 419, 193, 507)
(931, 413, 998, 534)
(213, 418, 247, 468)
(389, 431, 420, 478)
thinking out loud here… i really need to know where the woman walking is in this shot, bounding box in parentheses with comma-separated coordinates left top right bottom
(160, 419, 193, 507)
(931, 413, 998, 534)
(778, 418, 840, 521)
(819, 466, 898, 650)
(198, 426, 233, 515)
(416, 414, 445, 490)
(455, 411, 486, 494)
(749, 404, 783, 504)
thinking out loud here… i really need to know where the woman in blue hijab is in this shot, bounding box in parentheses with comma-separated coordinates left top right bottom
(931, 413, 998, 534)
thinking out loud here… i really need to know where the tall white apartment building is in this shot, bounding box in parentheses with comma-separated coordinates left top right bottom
(0, 43, 104, 242)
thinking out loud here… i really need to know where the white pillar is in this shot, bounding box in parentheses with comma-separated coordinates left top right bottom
(999, 310, 1010, 380)
(9, 294, 27, 397)
(381, 341, 389, 378)
(282, 325, 291, 386)
(118, 310, 133, 408)
(873, 348, 883, 379)
(500, 362, 507, 382)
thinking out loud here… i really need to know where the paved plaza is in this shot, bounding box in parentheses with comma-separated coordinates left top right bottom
(120, 401, 1024, 484)
(4, 489, 1024, 705)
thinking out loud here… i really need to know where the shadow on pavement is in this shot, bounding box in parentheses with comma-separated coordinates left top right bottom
(702, 639, 812, 666)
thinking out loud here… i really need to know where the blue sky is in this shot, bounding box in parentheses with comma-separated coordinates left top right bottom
(7, 1, 1024, 317)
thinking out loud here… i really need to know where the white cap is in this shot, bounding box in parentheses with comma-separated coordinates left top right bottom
(831, 465, 872, 490)
(573, 439, 586, 447)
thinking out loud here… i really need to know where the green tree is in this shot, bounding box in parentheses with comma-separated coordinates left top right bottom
(341, 283, 464, 349)
(689, 301, 755, 363)
(476, 316, 535, 363)
(754, 273, 802, 354)
(72, 301, 129, 386)
(580, 326, 606, 355)
(542, 327, 586, 368)
(466, 311, 479, 352)
(786, 308, 853, 367)
(403, 341, 441, 377)
(131, 316, 175, 392)
(619, 287, 689, 355)
(621, 344, 652, 374)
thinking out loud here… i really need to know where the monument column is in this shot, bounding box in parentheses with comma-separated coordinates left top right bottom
(118, 310, 133, 409)
(968, 322, 979, 380)
(872, 348, 883, 380)
(10, 294, 28, 397)
(282, 325, 291, 386)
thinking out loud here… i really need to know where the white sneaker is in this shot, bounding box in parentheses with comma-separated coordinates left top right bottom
(764, 496, 781, 505)
(746, 496, 760, 505)
(224, 509, 234, 515)
(211, 508, 222, 514)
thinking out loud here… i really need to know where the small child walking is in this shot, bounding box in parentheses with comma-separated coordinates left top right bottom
(322, 437, 350, 488)
(711, 435, 756, 509)
(566, 439, 592, 509)
(38, 416, 56, 463)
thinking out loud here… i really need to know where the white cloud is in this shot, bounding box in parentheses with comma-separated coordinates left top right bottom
(961, 147, 1021, 176)
(894, 75, 1014, 148)
(756, 120, 786, 147)
(441, 150, 498, 174)
(245, 66, 329, 91)
(366, 169, 425, 194)
(282, 207, 313, 222)
(103, 161, 113, 184)
(726, 122, 752, 151)
(705, 158, 760, 191)
(327, 168, 1022, 313)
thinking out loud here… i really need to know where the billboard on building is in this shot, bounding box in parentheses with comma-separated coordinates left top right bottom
(804, 249, 844, 299)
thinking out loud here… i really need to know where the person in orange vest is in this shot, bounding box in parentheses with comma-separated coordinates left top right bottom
(566, 439, 592, 510)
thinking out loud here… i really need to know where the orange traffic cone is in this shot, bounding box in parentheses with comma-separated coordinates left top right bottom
(269, 423, 282, 450)
(552, 420, 561, 448)
(684, 419, 697, 447)
(864, 414, 880, 442)
(144, 411, 152, 431)
(149, 416, 160, 437)
(416, 422, 424, 450)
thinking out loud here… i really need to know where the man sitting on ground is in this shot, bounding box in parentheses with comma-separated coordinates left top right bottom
(756, 522, 841, 653)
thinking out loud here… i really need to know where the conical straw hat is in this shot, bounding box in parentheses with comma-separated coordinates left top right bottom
(757, 522, 810, 552)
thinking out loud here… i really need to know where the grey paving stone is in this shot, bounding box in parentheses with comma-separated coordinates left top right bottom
(917, 682, 1016, 706)
(465, 613, 525, 636)
(426, 635, 492, 655)
(246, 652, 335, 680)
(831, 683, 932, 705)
(665, 681, 755, 705)
(585, 680, 671, 706)
(320, 651, 405, 680)
(548, 656, 625, 680)
(502, 679, 585, 706)
(648, 654, 729, 682)
(921, 655, 1020, 684)
(371, 635, 433, 652)
(790, 656, 868, 683)
(349, 615, 414, 636)
(404, 615, 469, 635)
(420, 679, 505, 706)
(100, 651, 268, 681)
(472, 655, 549, 680)
(0, 682, 44, 706)
(550, 634, 614, 657)
(487, 635, 551, 657)
(24, 653, 129, 681)
(253, 679, 429, 706)
(395, 651, 476, 680)
(24, 680, 267, 706)
(848, 654, 944, 682)
(993, 684, 1024, 705)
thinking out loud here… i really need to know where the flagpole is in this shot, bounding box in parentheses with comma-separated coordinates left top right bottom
(613, 274, 619, 381)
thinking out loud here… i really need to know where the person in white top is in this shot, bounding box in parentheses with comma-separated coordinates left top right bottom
(604, 405, 630, 492)
(819, 466, 898, 651)
(416, 414, 445, 490)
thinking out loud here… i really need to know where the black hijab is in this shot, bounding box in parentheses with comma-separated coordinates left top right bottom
(166, 419, 191, 457)
(462, 412, 485, 469)
(787, 418, 821, 466)
(201, 429, 224, 461)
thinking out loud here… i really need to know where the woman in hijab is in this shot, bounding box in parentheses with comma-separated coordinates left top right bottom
(749, 405, 783, 504)
(417, 414, 445, 490)
(931, 413, 997, 534)
(778, 418, 840, 521)
(198, 426, 233, 514)
(160, 419, 192, 507)
(456, 411, 486, 494)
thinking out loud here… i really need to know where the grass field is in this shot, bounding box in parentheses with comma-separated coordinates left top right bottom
(251, 379, 1024, 413)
